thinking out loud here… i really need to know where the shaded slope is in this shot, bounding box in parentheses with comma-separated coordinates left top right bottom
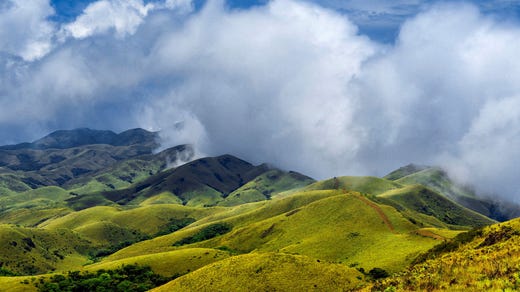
(0, 128, 181, 190)
(219, 169, 315, 206)
(384, 163, 429, 181)
(0, 128, 158, 150)
(379, 185, 495, 228)
(392, 167, 520, 221)
(83, 155, 311, 207)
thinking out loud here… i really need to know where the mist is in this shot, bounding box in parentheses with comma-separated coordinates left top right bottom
(1, 0, 520, 201)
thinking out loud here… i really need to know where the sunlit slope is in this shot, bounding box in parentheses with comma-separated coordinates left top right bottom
(0, 186, 74, 227)
(373, 218, 520, 291)
(303, 175, 494, 229)
(305, 176, 402, 195)
(41, 205, 220, 247)
(0, 276, 38, 292)
(86, 248, 230, 278)
(0, 224, 89, 275)
(0, 186, 70, 211)
(108, 190, 454, 273)
(194, 192, 445, 273)
(104, 190, 343, 260)
(151, 252, 365, 292)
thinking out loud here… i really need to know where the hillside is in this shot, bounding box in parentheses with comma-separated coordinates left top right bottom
(388, 166, 520, 221)
(0, 129, 514, 291)
(70, 155, 314, 208)
(371, 218, 520, 291)
(0, 129, 189, 192)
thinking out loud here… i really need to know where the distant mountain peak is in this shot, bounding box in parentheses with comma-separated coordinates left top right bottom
(0, 128, 159, 150)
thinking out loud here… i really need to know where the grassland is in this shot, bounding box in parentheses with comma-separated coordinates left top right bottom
(371, 218, 520, 291)
(0, 149, 506, 292)
(151, 252, 365, 291)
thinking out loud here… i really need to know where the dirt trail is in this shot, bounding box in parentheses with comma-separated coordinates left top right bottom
(414, 229, 445, 240)
(333, 177, 396, 234)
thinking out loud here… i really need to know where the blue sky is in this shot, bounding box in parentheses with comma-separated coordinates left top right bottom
(50, 0, 520, 42)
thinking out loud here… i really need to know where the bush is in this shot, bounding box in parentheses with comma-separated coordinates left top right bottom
(369, 268, 389, 279)
(35, 264, 172, 292)
(174, 223, 232, 246)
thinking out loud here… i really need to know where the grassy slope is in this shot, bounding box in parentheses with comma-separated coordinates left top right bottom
(152, 252, 365, 292)
(0, 187, 71, 210)
(0, 173, 498, 291)
(0, 224, 89, 275)
(219, 169, 315, 206)
(395, 168, 475, 199)
(105, 190, 453, 274)
(305, 176, 402, 195)
(86, 248, 230, 278)
(41, 205, 219, 248)
(372, 218, 520, 291)
(378, 185, 495, 228)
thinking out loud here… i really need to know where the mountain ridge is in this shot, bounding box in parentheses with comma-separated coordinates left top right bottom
(0, 128, 159, 150)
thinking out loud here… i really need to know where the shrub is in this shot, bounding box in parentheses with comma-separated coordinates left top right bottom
(174, 223, 232, 246)
(369, 268, 389, 279)
(35, 264, 171, 292)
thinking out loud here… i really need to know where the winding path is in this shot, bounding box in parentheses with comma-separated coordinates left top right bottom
(333, 177, 397, 233)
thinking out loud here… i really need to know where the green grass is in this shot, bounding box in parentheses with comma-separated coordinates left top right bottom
(395, 168, 475, 199)
(151, 252, 365, 292)
(67, 158, 164, 195)
(220, 170, 314, 206)
(87, 248, 230, 278)
(378, 184, 495, 228)
(372, 218, 520, 291)
(305, 176, 403, 195)
(0, 187, 71, 211)
(104, 190, 452, 274)
(0, 224, 90, 275)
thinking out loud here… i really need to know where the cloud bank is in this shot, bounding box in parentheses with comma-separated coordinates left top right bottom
(1, 0, 520, 201)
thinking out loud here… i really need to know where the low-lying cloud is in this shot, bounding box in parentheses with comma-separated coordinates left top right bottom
(1, 0, 520, 201)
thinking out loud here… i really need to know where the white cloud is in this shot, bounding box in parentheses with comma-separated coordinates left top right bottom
(62, 0, 155, 39)
(62, 0, 194, 39)
(0, 0, 55, 61)
(2, 0, 520, 202)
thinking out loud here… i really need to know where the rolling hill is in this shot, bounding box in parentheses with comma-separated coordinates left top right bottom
(0, 128, 517, 291)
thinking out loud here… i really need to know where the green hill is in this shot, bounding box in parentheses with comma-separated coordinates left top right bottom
(69, 155, 313, 208)
(305, 176, 402, 195)
(152, 252, 365, 291)
(0, 129, 513, 292)
(378, 184, 495, 228)
(389, 166, 520, 221)
(372, 218, 520, 291)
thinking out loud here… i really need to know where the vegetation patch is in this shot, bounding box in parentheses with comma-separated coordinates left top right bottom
(413, 227, 483, 264)
(173, 223, 232, 246)
(35, 264, 172, 292)
(155, 217, 196, 237)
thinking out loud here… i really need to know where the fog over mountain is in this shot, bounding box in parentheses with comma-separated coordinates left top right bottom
(1, 0, 520, 201)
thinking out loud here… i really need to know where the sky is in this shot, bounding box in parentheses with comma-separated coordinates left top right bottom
(1, 0, 520, 201)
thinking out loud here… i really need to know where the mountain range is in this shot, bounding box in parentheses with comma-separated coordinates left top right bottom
(0, 128, 519, 291)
